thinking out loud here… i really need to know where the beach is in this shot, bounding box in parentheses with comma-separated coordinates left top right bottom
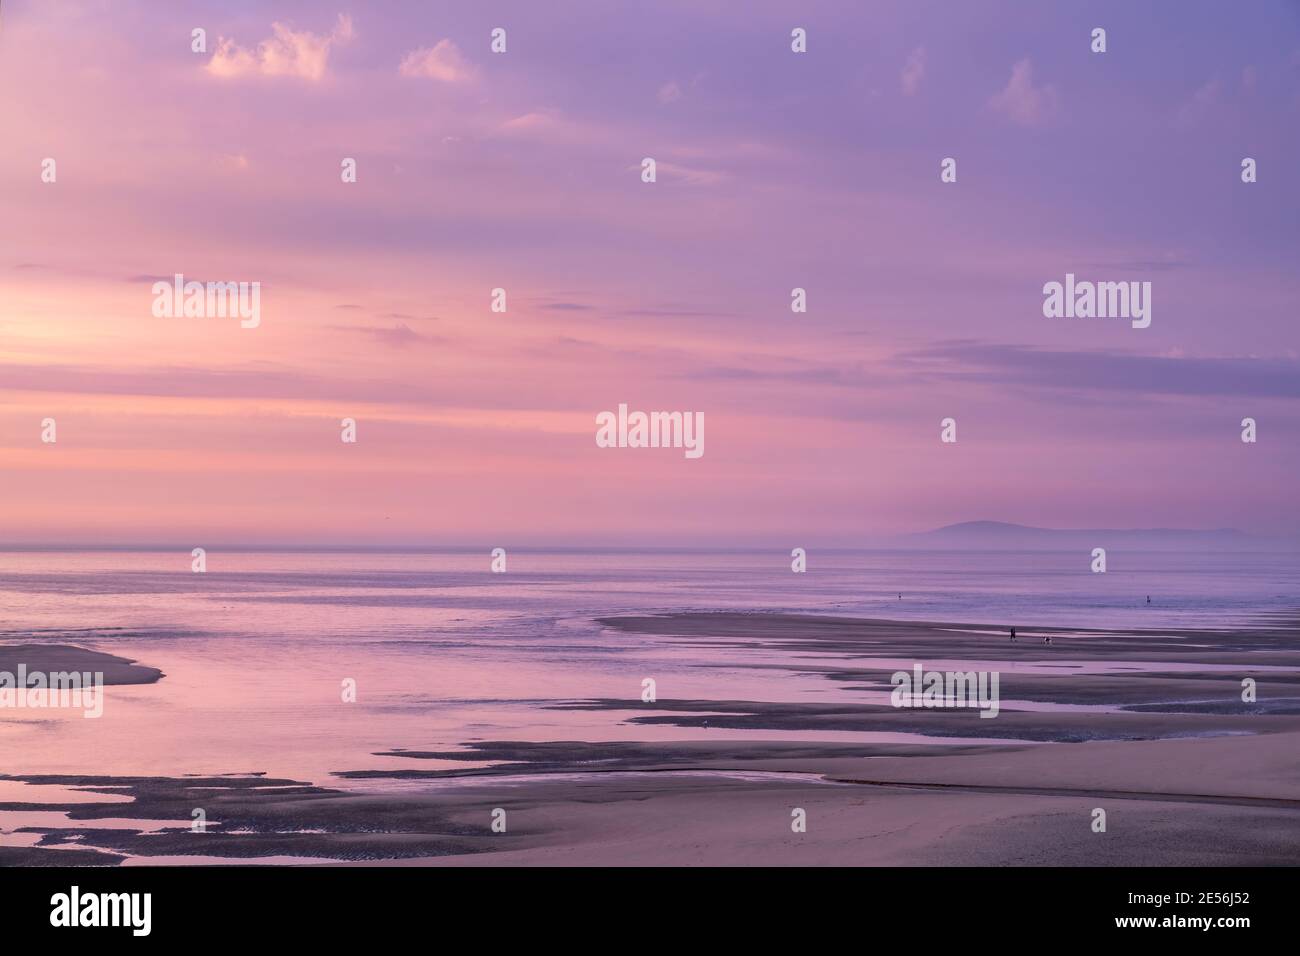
(4, 608, 1298, 866)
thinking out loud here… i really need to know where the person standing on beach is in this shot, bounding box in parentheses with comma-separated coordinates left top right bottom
(1010, 626, 1016, 642)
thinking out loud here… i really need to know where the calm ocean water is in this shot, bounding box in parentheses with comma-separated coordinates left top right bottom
(0, 549, 1296, 785)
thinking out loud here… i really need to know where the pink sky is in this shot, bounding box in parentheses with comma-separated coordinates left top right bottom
(1, 1, 1297, 545)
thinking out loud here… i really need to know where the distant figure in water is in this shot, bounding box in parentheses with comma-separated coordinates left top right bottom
(898, 593, 902, 600)
(1009, 627, 1016, 642)
(1146, 595, 1151, 604)
(1044, 635, 1052, 645)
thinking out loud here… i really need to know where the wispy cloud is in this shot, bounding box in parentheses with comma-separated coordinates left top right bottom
(399, 40, 477, 84)
(206, 13, 353, 82)
(901, 46, 926, 96)
(343, 322, 442, 348)
(215, 153, 251, 173)
(988, 58, 1058, 125)
(635, 159, 726, 185)
(1175, 77, 1221, 126)
(658, 80, 683, 104)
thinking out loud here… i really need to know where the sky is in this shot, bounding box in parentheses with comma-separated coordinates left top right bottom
(1, 0, 1298, 546)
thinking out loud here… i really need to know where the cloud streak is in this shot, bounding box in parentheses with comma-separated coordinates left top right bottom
(901, 343, 1300, 400)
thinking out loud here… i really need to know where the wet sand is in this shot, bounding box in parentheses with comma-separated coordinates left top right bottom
(4, 612, 1299, 865)
(0, 645, 163, 685)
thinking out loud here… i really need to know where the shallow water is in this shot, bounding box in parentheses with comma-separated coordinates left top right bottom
(0, 548, 1295, 787)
